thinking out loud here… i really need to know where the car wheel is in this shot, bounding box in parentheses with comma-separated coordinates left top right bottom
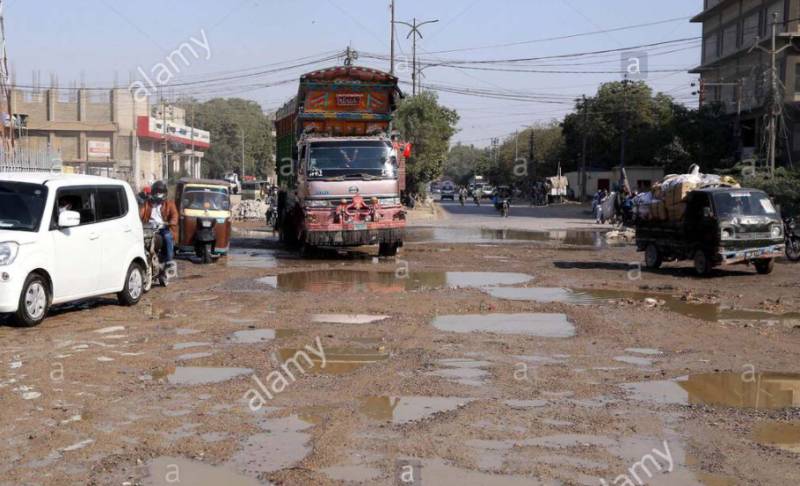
(14, 273, 50, 327)
(644, 244, 662, 269)
(754, 258, 774, 275)
(118, 263, 145, 306)
(693, 250, 713, 277)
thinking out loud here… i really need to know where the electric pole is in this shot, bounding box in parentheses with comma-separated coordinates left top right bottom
(580, 95, 589, 202)
(394, 17, 439, 96)
(389, 0, 395, 76)
(241, 126, 246, 181)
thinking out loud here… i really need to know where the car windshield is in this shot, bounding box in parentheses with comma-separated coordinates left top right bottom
(308, 141, 395, 179)
(713, 191, 777, 218)
(0, 181, 48, 232)
(182, 188, 229, 211)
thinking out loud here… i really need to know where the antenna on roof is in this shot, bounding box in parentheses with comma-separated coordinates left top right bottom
(344, 46, 359, 67)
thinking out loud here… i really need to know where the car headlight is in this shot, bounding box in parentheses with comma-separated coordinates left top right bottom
(0, 242, 19, 266)
(306, 200, 331, 208)
(771, 224, 783, 238)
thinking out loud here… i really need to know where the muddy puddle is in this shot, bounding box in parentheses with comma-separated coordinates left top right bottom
(226, 248, 278, 269)
(405, 227, 619, 248)
(428, 358, 492, 387)
(432, 313, 575, 337)
(229, 414, 312, 476)
(229, 329, 275, 344)
(145, 456, 258, 486)
(274, 270, 532, 293)
(486, 287, 800, 325)
(161, 366, 253, 385)
(278, 347, 389, 375)
(753, 422, 800, 453)
(623, 372, 800, 409)
(359, 396, 472, 424)
(311, 314, 390, 324)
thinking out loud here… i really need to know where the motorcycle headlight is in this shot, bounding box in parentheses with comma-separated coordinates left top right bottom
(771, 224, 783, 238)
(0, 242, 19, 266)
(306, 200, 331, 208)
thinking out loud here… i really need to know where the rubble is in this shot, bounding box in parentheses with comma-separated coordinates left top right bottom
(232, 200, 269, 221)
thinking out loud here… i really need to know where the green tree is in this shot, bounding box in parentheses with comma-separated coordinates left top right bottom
(177, 98, 275, 180)
(491, 123, 564, 188)
(394, 91, 459, 193)
(445, 143, 491, 186)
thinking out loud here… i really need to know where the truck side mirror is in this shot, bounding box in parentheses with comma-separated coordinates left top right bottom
(702, 207, 713, 219)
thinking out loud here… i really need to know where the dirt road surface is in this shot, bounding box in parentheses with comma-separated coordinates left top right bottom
(2, 202, 799, 485)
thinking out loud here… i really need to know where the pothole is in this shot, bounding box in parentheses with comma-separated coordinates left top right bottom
(432, 313, 575, 337)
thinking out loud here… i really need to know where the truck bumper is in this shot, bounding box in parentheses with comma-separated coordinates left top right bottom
(305, 225, 405, 247)
(719, 244, 784, 265)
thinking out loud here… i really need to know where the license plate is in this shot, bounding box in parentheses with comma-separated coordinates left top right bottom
(354, 223, 367, 231)
(745, 250, 760, 258)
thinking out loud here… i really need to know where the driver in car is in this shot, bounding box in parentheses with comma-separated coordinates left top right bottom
(139, 181, 178, 266)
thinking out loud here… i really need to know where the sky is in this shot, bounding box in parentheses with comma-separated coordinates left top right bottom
(5, 0, 702, 146)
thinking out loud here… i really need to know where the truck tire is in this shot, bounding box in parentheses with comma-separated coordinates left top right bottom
(754, 258, 775, 275)
(693, 250, 713, 277)
(644, 244, 662, 269)
(379, 242, 399, 257)
(14, 273, 50, 327)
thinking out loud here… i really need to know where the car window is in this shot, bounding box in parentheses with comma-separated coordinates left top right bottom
(52, 187, 96, 228)
(96, 186, 128, 221)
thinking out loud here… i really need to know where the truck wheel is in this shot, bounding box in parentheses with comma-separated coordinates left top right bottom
(754, 258, 774, 275)
(644, 244, 662, 269)
(14, 273, 50, 327)
(693, 250, 713, 277)
(379, 242, 399, 257)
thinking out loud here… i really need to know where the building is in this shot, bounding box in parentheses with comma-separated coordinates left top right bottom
(565, 166, 665, 197)
(4, 87, 210, 189)
(690, 0, 800, 163)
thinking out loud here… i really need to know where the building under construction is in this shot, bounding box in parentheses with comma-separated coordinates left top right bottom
(691, 0, 800, 168)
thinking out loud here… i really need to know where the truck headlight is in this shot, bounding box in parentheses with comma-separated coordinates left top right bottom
(771, 224, 783, 238)
(379, 197, 400, 206)
(306, 200, 331, 208)
(0, 242, 19, 266)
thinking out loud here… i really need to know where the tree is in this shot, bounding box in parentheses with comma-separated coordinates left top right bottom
(177, 98, 274, 180)
(445, 143, 490, 186)
(394, 91, 459, 193)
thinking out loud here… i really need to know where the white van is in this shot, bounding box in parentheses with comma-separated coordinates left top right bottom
(0, 173, 147, 327)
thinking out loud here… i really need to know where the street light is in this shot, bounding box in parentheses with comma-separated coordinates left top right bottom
(394, 18, 439, 96)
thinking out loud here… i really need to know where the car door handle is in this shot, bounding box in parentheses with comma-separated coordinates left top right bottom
(88, 232, 100, 241)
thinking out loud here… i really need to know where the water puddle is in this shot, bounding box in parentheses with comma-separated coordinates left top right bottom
(623, 372, 800, 409)
(432, 313, 575, 337)
(277, 347, 389, 375)
(176, 352, 214, 361)
(405, 227, 617, 248)
(162, 366, 253, 385)
(359, 396, 472, 424)
(226, 248, 278, 269)
(274, 270, 532, 293)
(625, 347, 663, 356)
(145, 456, 259, 486)
(228, 414, 312, 476)
(614, 356, 654, 367)
(311, 314, 390, 324)
(483, 287, 595, 304)
(416, 458, 538, 485)
(229, 329, 276, 344)
(322, 464, 382, 482)
(753, 422, 800, 453)
(428, 358, 491, 387)
(173, 342, 211, 350)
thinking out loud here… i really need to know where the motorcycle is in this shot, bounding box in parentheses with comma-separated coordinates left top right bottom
(785, 217, 800, 262)
(143, 223, 177, 289)
(473, 194, 481, 207)
(458, 194, 465, 207)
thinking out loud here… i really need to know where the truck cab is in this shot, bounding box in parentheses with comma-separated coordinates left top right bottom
(636, 188, 784, 276)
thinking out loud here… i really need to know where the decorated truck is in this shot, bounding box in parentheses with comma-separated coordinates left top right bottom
(274, 65, 407, 256)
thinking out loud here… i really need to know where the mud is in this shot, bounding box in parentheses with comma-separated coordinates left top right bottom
(2, 220, 800, 485)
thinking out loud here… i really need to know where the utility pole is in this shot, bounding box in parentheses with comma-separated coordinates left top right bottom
(580, 95, 589, 202)
(514, 130, 519, 161)
(749, 12, 799, 178)
(241, 126, 246, 181)
(160, 95, 168, 181)
(394, 17, 439, 96)
(389, 0, 396, 76)
(190, 102, 196, 178)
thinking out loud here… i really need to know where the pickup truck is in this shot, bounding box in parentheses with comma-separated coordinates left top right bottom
(635, 187, 784, 276)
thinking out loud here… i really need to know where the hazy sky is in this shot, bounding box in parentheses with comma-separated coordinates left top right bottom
(5, 0, 702, 146)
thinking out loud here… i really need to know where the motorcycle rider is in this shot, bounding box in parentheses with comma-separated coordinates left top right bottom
(458, 187, 467, 206)
(139, 181, 179, 268)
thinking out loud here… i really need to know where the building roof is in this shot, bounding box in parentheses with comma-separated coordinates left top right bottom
(691, 0, 735, 23)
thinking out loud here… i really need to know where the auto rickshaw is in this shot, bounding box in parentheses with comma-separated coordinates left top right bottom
(175, 178, 232, 263)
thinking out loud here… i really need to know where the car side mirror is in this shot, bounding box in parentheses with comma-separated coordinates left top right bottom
(58, 210, 80, 228)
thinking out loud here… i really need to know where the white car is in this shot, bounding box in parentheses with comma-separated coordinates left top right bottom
(0, 173, 147, 327)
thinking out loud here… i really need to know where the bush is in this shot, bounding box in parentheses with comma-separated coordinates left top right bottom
(743, 169, 800, 216)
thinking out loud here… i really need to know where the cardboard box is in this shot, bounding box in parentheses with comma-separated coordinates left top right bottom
(665, 181, 696, 207)
(668, 202, 687, 221)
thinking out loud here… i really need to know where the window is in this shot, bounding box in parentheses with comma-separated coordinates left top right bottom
(704, 34, 719, 63)
(96, 187, 128, 221)
(742, 12, 760, 47)
(722, 24, 739, 56)
(0, 182, 48, 232)
(52, 187, 96, 228)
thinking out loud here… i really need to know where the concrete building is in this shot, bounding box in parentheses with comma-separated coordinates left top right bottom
(4, 87, 210, 189)
(565, 166, 665, 197)
(690, 0, 800, 163)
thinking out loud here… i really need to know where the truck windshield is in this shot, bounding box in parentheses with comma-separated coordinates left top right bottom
(713, 191, 777, 218)
(308, 141, 395, 179)
(0, 182, 48, 232)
